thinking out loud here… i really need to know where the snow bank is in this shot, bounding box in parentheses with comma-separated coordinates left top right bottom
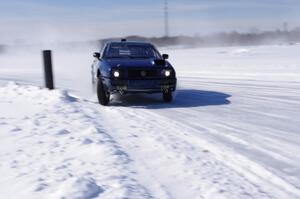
(0, 83, 149, 199)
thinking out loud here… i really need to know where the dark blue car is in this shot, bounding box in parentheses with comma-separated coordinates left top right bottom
(91, 40, 177, 105)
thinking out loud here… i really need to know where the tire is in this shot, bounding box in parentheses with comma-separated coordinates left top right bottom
(97, 79, 110, 105)
(163, 90, 173, 102)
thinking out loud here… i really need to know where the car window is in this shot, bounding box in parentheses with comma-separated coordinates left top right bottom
(104, 44, 161, 59)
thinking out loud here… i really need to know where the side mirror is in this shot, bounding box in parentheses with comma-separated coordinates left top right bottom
(162, 54, 169, 60)
(93, 52, 100, 59)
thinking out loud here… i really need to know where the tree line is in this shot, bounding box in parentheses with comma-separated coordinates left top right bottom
(99, 27, 300, 48)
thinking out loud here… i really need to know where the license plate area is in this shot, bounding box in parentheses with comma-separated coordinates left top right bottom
(128, 80, 159, 88)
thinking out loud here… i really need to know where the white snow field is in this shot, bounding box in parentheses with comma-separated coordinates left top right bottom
(0, 44, 300, 198)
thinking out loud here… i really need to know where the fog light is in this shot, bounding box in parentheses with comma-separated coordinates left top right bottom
(113, 71, 120, 77)
(165, 70, 171, 77)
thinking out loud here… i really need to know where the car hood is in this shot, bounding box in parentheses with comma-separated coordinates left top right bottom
(105, 58, 165, 68)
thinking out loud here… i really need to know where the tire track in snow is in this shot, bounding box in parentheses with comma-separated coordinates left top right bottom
(121, 108, 300, 199)
(96, 106, 299, 199)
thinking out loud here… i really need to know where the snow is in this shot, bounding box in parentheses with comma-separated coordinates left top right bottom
(0, 83, 150, 198)
(0, 44, 300, 198)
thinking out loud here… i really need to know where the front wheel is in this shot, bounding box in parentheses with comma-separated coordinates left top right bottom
(97, 79, 110, 105)
(163, 90, 173, 102)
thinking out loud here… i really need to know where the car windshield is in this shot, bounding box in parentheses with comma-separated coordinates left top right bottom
(104, 43, 161, 59)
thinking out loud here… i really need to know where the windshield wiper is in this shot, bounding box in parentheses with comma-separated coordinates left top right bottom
(105, 55, 150, 59)
(105, 56, 121, 58)
(130, 56, 151, 59)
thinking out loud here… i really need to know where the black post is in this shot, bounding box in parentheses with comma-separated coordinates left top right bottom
(43, 50, 54, 89)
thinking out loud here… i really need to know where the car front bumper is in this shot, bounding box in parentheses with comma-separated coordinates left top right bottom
(103, 78, 177, 94)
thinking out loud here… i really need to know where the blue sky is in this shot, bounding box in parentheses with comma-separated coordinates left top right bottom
(0, 0, 299, 43)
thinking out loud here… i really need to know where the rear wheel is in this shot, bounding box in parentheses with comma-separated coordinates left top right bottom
(97, 79, 110, 105)
(163, 90, 173, 102)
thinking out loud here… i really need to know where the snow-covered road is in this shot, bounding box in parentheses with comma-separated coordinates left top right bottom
(0, 44, 300, 198)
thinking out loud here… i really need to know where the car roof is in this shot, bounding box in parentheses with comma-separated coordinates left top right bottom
(107, 41, 153, 46)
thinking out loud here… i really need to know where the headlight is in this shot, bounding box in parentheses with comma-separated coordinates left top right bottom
(164, 70, 171, 77)
(113, 71, 120, 77)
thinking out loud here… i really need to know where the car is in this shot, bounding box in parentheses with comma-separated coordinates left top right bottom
(91, 39, 177, 105)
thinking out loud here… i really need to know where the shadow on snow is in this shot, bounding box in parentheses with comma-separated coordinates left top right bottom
(110, 89, 231, 109)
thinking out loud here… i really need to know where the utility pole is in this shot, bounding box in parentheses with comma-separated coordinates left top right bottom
(283, 22, 288, 32)
(164, 0, 169, 37)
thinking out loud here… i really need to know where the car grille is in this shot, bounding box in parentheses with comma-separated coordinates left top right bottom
(127, 69, 160, 79)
